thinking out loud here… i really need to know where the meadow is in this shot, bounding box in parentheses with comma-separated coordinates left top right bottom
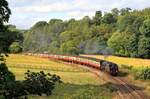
(81, 55, 150, 68)
(5, 54, 116, 99)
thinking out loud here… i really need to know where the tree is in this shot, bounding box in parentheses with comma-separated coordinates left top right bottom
(140, 19, 150, 36)
(117, 15, 136, 32)
(0, 0, 11, 53)
(138, 36, 150, 58)
(138, 19, 150, 58)
(111, 8, 119, 16)
(32, 21, 48, 29)
(48, 41, 60, 54)
(23, 22, 51, 52)
(108, 31, 138, 57)
(24, 71, 62, 96)
(59, 31, 77, 43)
(120, 8, 132, 15)
(0, 63, 15, 85)
(60, 40, 79, 55)
(93, 11, 102, 25)
(131, 17, 144, 35)
(101, 13, 117, 24)
(0, 0, 11, 25)
(0, 0, 14, 85)
(9, 42, 22, 53)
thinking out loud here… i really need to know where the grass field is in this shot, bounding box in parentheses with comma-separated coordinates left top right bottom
(81, 55, 150, 68)
(5, 54, 116, 99)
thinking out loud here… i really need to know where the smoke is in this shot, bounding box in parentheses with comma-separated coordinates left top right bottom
(100, 47, 114, 60)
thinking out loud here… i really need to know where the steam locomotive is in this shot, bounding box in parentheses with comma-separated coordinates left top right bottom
(100, 60, 118, 76)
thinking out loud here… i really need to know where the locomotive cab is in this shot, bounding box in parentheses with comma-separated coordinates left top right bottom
(109, 62, 118, 76)
(100, 60, 118, 76)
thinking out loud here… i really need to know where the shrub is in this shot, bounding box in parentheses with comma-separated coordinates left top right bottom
(9, 42, 22, 53)
(24, 70, 62, 96)
(135, 67, 150, 80)
(1, 70, 62, 99)
(0, 63, 15, 84)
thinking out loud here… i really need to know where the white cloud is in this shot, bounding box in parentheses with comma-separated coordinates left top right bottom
(7, 0, 150, 29)
(15, 2, 72, 13)
(67, 10, 94, 19)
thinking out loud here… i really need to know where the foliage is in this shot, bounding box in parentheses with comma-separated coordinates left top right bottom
(1, 70, 62, 99)
(60, 40, 79, 55)
(24, 71, 62, 96)
(101, 13, 117, 24)
(135, 68, 150, 80)
(93, 11, 102, 25)
(140, 19, 150, 36)
(23, 7, 150, 58)
(120, 8, 132, 15)
(0, 63, 15, 84)
(9, 42, 22, 53)
(138, 36, 150, 58)
(108, 31, 138, 57)
(2, 81, 27, 99)
(0, 0, 11, 25)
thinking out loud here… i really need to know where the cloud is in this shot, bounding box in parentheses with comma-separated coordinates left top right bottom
(67, 11, 94, 19)
(7, 0, 150, 29)
(14, 2, 72, 13)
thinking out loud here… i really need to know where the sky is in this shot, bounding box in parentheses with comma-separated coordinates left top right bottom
(7, 0, 150, 29)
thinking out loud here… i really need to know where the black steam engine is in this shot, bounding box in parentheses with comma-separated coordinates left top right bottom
(100, 60, 118, 76)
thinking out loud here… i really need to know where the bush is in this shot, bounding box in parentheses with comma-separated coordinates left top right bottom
(0, 70, 62, 99)
(3, 81, 28, 99)
(135, 67, 150, 80)
(0, 63, 15, 84)
(9, 42, 22, 53)
(24, 70, 62, 96)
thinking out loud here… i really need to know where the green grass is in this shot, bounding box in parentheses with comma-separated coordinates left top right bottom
(5, 54, 116, 99)
(29, 82, 116, 99)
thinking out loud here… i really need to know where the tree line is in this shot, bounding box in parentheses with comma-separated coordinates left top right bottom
(22, 7, 150, 58)
(1, 3, 150, 58)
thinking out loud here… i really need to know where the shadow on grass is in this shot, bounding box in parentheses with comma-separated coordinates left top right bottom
(117, 70, 129, 77)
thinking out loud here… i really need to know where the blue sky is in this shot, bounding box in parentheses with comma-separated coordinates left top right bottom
(7, 0, 150, 29)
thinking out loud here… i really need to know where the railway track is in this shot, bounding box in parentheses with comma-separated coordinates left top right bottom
(27, 53, 149, 99)
(78, 64, 149, 99)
